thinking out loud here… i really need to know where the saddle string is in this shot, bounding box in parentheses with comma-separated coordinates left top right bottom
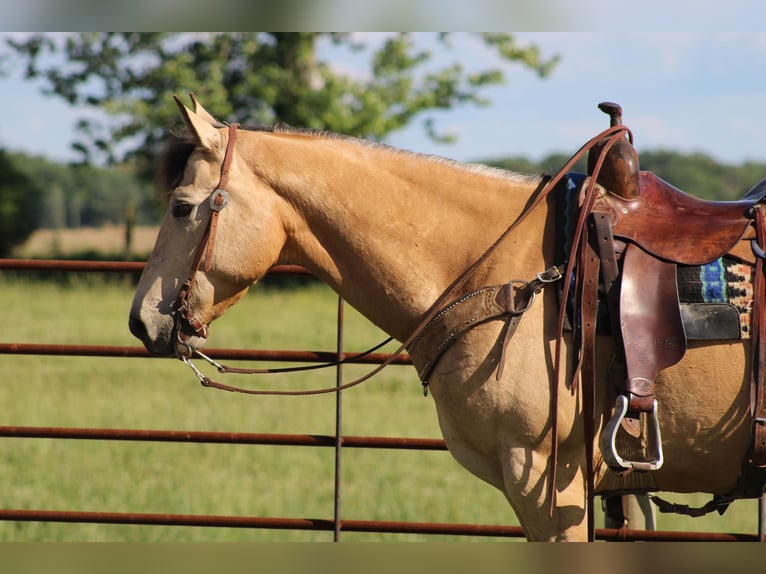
(180, 124, 632, 403)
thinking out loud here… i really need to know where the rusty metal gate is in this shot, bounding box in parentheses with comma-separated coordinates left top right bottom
(0, 258, 761, 541)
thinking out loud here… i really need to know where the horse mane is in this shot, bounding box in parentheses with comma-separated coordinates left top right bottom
(159, 122, 539, 195)
(270, 123, 540, 185)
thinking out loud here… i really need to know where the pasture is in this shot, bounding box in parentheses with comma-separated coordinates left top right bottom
(0, 273, 517, 541)
(0, 226, 762, 540)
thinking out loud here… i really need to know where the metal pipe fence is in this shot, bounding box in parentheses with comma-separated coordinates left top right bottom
(0, 257, 762, 541)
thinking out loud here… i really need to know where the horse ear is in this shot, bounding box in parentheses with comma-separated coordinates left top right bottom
(174, 95, 222, 151)
(188, 93, 220, 125)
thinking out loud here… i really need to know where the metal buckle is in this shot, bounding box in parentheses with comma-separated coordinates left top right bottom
(537, 266, 563, 284)
(600, 394, 664, 472)
(210, 189, 229, 212)
(507, 279, 536, 314)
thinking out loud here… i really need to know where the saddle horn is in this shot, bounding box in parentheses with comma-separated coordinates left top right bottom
(587, 102, 641, 200)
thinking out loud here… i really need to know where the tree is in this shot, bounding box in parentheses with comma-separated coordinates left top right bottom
(5, 33, 558, 176)
(486, 150, 766, 202)
(8, 151, 159, 229)
(0, 149, 45, 256)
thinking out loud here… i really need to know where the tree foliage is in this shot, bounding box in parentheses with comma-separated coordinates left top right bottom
(0, 149, 45, 256)
(6, 151, 157, 231)
(487, 150, 766, 201)
(636, 150, 766, 201)
(6, 32, 559, 173)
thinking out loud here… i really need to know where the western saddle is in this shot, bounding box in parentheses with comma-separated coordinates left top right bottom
(578, 103, 766, 482)
(170, 101, 763, 532)
(407, 102, 766, 528)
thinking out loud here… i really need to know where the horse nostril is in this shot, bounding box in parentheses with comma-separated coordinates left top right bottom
(129, 315, 148, 342)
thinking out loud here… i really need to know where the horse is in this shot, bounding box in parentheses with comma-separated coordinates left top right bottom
(129, 96, 757, 541)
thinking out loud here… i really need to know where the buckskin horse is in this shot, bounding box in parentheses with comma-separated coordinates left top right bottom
(129, 95, 766, 541)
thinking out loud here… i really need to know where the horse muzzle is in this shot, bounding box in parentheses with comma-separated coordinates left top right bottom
(128, 313, 174, 356)
(128, 307, 207, 358)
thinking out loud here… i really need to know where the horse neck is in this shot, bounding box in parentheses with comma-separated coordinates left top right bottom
(247, 132, 550, 341)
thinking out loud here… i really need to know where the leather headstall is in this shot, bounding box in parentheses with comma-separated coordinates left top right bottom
(174, 122, 240, 354)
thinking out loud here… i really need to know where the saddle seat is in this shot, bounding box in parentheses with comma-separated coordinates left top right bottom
(602, 171, 755, 265)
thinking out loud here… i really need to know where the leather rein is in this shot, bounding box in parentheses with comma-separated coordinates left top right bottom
(175, 122, 632, 397)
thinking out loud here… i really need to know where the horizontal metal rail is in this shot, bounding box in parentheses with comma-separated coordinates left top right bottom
(0, 508, 756, 541)
(0, 343, 411, 365)
(0, 258, 306, 275)
(0, 508, 523, 538)
(0, 425, 446, 450)
(0, 258, 145, 273)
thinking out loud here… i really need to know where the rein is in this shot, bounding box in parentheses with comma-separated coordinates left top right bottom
(176, 123, 632, 400)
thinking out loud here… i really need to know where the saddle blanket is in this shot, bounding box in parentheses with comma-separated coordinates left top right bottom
(556, 173, 754, 340)
(677, 258, 753, 339)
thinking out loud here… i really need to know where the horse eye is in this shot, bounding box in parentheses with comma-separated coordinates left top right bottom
(172, 202, 194, 218)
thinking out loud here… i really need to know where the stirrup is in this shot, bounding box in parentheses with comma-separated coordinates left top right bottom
(600, 394, 664, 472)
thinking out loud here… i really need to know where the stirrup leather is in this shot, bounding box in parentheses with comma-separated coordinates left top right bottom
(601, 394, 664, 472)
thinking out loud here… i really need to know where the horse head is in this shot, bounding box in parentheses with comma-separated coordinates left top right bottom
(129, 96, 288, 357)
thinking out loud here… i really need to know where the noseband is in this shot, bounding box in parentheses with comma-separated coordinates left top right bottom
(174, 122, 240, 354)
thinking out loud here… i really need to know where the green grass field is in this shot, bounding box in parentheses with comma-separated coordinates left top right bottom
(0, 274, 762, 541)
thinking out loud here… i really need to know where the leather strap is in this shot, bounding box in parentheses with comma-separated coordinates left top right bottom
(407, 267, 563, 384)
(175, 123, 240, 343)
(408, 283, 514, 382)
(548, 129, 630, 515)
(184, 125, 634, 397)
(579, 220, 601, 541)
(751, 206, 766, 465)
(202, 125, 237, 271)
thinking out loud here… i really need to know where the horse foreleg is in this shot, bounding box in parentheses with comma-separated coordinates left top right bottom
(500, 445, 589, 541)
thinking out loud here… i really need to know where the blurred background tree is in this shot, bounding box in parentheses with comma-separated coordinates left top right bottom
(0, 148, 45, 256)
(6, 32, 558, 179)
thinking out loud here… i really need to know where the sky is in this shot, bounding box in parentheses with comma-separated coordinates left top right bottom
(1, 32, 766, 167)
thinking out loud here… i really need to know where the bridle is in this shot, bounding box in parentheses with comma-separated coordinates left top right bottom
(174, 121, 633, 399)
(173, 122, 239, 355)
